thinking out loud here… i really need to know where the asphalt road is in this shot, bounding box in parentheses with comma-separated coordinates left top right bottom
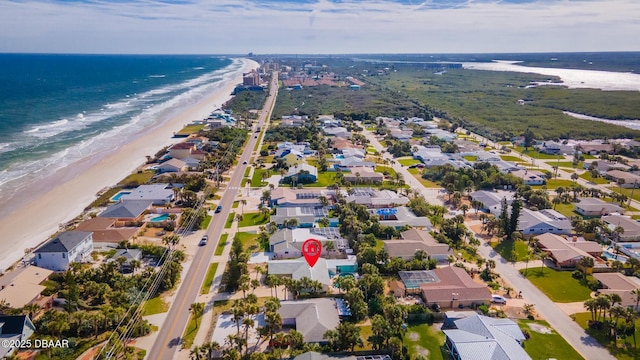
(476, 243, 615, 360)
(147, 72, 279, 360)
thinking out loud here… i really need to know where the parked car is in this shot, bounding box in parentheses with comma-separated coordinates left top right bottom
(491, 295, 507, 304)
(199, 235, 209, 246)
(215, 205, 222, 213)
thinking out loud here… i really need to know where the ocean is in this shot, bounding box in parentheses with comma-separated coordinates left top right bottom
(0, 54, 239, 208)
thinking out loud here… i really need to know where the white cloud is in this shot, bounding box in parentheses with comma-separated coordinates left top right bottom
(0, 0, 638, 53)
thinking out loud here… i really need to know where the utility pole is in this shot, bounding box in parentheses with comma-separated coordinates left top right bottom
(628, 179, 637, 208)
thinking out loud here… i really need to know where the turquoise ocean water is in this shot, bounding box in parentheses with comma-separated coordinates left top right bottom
(0, 54, 239, 206)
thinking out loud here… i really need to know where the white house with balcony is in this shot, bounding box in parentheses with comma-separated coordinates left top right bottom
(34, 231, 93, 271)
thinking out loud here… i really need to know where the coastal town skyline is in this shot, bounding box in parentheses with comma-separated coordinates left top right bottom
(1, 0, 639, 54)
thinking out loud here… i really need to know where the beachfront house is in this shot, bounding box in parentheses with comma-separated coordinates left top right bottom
(119, 184, 175, 205)
(0, 315, 36, 358)
(0, 266, 53, 309)
(34, 231, 94, 271)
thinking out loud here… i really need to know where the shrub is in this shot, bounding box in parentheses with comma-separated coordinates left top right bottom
(572, 270, 584, 280)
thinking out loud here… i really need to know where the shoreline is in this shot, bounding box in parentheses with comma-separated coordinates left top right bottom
(0, 58, 259, 272)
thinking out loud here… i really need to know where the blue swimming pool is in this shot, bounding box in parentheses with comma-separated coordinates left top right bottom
(110, 191, 131, 201)
(602, 251, 627, 263)
(150, 214, 170, 222)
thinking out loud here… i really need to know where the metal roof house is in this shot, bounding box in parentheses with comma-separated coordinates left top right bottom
(98, 200, 153, 222)
(278, 298, 340, 343)
(268, 258, 332, 290)
(34, 231, 93, 271)
(119, 184, 175, 205)
(443, 314, 531, 360)
(518, 208, 572, 235)
(575, 198, 624, 217)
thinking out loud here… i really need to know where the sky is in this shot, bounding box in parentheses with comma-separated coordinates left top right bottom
(0, 0, 639, 54)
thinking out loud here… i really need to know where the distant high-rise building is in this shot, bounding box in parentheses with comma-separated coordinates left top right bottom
(243, 70, 260, 86)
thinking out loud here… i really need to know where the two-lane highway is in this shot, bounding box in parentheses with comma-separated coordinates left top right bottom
(147, 71, 279, 360)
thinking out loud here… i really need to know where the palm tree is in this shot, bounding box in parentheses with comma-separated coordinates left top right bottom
(459, 203, 469, 217)
(624, 307, 638, 349)
(200, 341, 221, 360)
(538, 252, 549, 275)
(189, 302, 205, 328)
(240, 199, 247, 215)
(631, 288, 640, 312)
(260, 206, 270, 220)
(610, 306, 626, 343)
(584, 298, 598, 321)
(161, 234, 180, 248)
(231, 300, 244, 335)
(22, 303, 41, 319)
(265, 275, 281, 298)
(235, 213, 244, 230)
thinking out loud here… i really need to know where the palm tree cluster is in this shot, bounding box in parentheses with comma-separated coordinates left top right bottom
(422, 162, 523, 195)
(584, 293, 638, 348)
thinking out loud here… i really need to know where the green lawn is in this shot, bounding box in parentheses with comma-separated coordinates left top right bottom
(215, 234, 228, 256)
(181, 308, 204, 349)
(305, 171, 337, 187)
(580, 172, 609, 184)
(610, 186, 640, 204)
(515, 147, 564, 159)
(532, 179, 576, 189)
(554, 203, 577, 218)
(235, 232, 261, 252)
(519, 319, 584, 360)
(224, 212, 235, 229)
(407, 170, 440, 188)
(492, 239, 531, 262)
(232, 201, 239, 208)
(573, 312, 640, 360)
(200, 215, 212, 230)
(404, 322, 447, 360)
(175, 124, 205, 135)
(500, 155, 523, 162)
(200, 263, 219, 294)
(398, 158, 421, 167)
(118, 171, 155, 186)
(375, 165, 398, 178)
(251, 168, 269, 187)
(355, 325, 373, 351)
(550, 161, 584, 169)
(243, 167, 251, 177)
(520, 267, 594, 302)
(463, 155, 477, 161)
(237, 212, 269, 227)
(142, 296, 169, 316)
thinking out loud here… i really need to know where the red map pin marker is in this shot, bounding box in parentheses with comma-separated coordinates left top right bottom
(302, 238, 322, 268)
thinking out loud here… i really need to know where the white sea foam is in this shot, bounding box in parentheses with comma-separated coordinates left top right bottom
(0, 58, 246, 204)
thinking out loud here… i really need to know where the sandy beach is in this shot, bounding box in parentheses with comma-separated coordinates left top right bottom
(0, 58, 259, 272)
